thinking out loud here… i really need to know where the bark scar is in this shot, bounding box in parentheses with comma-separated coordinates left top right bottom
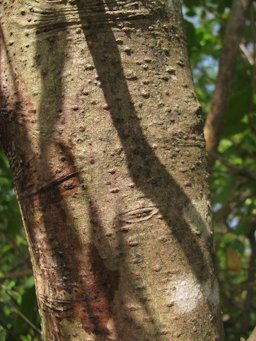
(21, 171, 79, 197)
(116, 206, 159, 223)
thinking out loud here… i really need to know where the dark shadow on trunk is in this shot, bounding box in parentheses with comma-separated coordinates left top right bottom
(34, 8, 121, 339)
(75, 0, 221, 337)
(0, 1, 222, 339)
(76, 0, 214, 290)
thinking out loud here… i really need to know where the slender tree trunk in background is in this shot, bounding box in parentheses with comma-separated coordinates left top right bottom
(0, 1, 224, 340)
(204, 0, 253, 166)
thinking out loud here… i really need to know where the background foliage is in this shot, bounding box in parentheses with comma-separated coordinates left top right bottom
(184, 1, 256, 340)
(0, 1, 255, 339)
(0, 150, 40, 340)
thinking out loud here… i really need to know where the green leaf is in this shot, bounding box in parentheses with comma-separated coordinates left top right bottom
(0, 177, 11, 186)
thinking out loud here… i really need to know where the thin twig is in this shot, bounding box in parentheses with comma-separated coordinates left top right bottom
(240, 42, 254, 65)
(4, 289, 41, 335)
(0, 227, 28, 261)
(212, 151, 256, 181)
(13, 307, 41, 334)
(0, 269, 33, 281)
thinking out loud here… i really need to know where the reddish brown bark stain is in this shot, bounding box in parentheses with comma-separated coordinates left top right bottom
(41, 240, 120, 337)
(19, 147, 120, 336)
(73, 243, 119, 335)
(1, 17, 120, 336)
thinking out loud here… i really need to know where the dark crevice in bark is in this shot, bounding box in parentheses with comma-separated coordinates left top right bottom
(0, 25, 17, 152)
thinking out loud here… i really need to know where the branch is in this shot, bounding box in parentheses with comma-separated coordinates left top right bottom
(13, 307, 41, 335)
(240, 42, 254, 65)
(0, 227, 28, 261)
(4, 289, 41, 335)
(212, 151, 256, 181)
(247, 326, 256, 341)
(204, 0, 253, 166)
(0, 270, 33, 281)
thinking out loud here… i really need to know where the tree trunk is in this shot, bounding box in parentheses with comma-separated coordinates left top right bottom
(204, 0, 253, 166)
(0, 1, 224, 340)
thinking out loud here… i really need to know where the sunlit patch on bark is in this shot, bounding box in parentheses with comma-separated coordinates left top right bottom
(167, 275, 220, 314)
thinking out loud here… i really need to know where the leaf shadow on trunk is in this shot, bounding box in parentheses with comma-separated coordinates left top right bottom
(76, 0, 221, 337)
(0, 11, 112, 339)
(9, 7, 158, 340)
(31, 8, 125, 339)
(76, 0, 214, 289)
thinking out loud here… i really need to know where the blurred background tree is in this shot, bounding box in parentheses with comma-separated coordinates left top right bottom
(184, 0, 256, 340)
(0, 0, 255, 339)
